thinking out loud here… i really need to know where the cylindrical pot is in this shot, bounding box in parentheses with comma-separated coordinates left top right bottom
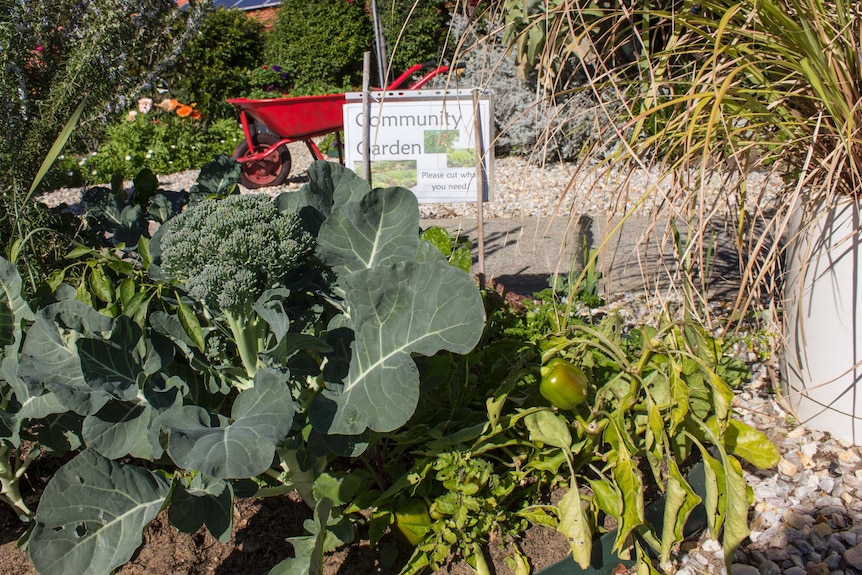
(782, 196, 862, 445)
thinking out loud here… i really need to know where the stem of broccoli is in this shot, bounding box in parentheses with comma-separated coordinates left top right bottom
(0, 443, 38, 521)
(223, 308, 265, 380)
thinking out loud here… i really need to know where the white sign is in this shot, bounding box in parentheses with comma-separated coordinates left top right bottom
(343, 90, 493, 203)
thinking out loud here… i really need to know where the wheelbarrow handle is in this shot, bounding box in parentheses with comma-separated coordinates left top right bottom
(386, 62, 438, 90)
(408, 62, 465, 90)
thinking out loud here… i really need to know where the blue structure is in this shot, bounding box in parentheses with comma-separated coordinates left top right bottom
(212, 0, 281, 10)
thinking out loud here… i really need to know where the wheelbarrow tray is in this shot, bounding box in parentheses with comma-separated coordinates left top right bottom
(226, 93, 346, 140)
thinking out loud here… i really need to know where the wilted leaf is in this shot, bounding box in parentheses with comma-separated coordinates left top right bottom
(660, 459, 701, 562)
(557, 485, 592, 569)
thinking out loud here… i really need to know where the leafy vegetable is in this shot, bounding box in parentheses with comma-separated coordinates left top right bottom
(156, 193, 315, 381)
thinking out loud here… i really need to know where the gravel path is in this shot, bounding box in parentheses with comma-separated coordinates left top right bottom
(37, 141, 781, 219)
(35, 142, 861, 575)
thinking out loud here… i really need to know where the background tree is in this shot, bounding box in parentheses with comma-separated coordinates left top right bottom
(264, 0, 374, 95)
(0, 0, 200, 286)
(172, 7, 266, 121)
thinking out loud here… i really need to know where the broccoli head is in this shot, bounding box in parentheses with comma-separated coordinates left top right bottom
(158, 194, 314, 380)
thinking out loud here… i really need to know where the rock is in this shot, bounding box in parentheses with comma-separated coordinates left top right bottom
(794, 539, 817, 556)
(843, 543, 862, 569)
(732, 564, 761, 575)
(805, 562, 829, 575)
(825, 550, 843, 570)
(833, 513, 848, 529)
(814, 523, 835, 537)
(786, 512, 816, 531)
(765, 548, 790, 562)
(781, 458, 801, 477)
(702, 538, 722, 553)
(759, 560, 781, 575)
(821, 477, 837, 493)
(812, 531, 830, 552)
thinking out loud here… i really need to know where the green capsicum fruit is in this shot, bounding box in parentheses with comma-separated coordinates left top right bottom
(394, 498, 433, 546)
(540, 358, 589, 410)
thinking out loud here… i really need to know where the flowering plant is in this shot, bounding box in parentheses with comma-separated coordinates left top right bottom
(245, 65, 293, 98)
(126, 97, 201, 122)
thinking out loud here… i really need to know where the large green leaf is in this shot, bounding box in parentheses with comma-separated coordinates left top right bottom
(0, 259, 69, 442)
(82, 399, 154, 460)
(0, 257, 34, 349)
(276, 161, 370, 234)
(309, 261, 484, 434)
(28, 450, 170, 575)
(77, 336, 142, 403)
(159, 368, 296, 478)
(18, 314, 100, 415)
(168, 474, 234, 542)
(524, 410, 572, 450)
(317, 187, 420, 274)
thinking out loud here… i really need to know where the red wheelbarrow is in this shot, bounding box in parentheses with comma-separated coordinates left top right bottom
(227, 62, 460, 189)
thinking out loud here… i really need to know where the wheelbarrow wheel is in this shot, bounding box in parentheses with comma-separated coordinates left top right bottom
(233, 132, 292, 189)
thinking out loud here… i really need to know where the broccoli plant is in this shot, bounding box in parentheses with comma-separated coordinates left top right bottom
(155, 194, 314, 383)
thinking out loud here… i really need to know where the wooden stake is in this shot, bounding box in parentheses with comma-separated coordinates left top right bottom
(362, 52, 372, 185)
(473, 89, 486, 290)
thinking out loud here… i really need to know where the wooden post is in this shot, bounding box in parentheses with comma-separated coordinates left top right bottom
(473, 89, 486, 290)
(362, 52, 372, 185)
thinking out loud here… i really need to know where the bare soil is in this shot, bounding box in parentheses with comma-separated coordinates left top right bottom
(0, 484, 572, 575)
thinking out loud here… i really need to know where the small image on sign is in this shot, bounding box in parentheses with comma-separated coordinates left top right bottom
(423, 130, 459, 154)
(354, 160, 418, 189)
(447, 148, 475, 168)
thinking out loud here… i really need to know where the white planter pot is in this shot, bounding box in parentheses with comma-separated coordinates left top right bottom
(783, 196, 862, 445)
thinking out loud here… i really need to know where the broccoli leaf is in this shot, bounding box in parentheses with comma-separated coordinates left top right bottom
(158, 368, 296, 479)
(28, 450, 170, 575)
(276, 160, 370, 234)
(309, 260, 484, 434)
(168, 474, 234, 542)
(317, 187, 420, 275)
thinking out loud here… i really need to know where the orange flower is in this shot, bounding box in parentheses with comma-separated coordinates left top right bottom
(176, 105, 193, 117)
(189, 110, 202, 120)
(158, 98, 178, 111)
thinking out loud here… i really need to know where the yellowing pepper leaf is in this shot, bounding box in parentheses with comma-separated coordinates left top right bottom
(557, 485, 592, 569)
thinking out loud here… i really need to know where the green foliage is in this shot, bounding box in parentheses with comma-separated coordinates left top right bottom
(68, 115, 243, 184)
(379, 0, 452, 78)
(1, 161, 487, 575)
(420, 226, 472, 273)
(244, 64, 293, 99)
(431, 14, 599, 162)
(157, 193, 315, 379)
(265, 0, 374, 95)
(0, 0, 200, 284)
(171, 8, 266, 120)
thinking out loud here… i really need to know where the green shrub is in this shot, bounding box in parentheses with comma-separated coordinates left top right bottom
(379, 0, 452, 78)
(68, 112, 242, 183)
(244, 64, 293, 99)
(264, 0, 373, 95)
(172, 8, 266, 120)
(0, 0, 198, 287)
